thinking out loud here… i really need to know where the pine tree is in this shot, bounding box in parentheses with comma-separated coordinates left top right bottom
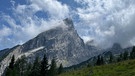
(117, 53, 123, 62)
(130, 52, 132, 59)
(100, 56, 104, 65)
(30, 56, 40, 76)
(5, 68, 12, 76)
(120, 53, 123, 61)
(123, 51, 128, 60)
(96, 55, 101, 65)
(58, 63, 63, 74)
(9, 55, 15, 69)
(130, 46, 135, 59)
(49, 58, 57, 76)
(5, 55, 15, 76)
(109, 53, 113, 63)
(40, 54, 49, 76)
(14, 56, 27, 76)
(26, 62, 32, 76)
(117, 56, 121, 62)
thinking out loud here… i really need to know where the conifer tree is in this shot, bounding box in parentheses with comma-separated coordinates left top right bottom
(14, 56, 27, 76)
(117, 56, 121, 62)
(49, 58, 57, 76)
(40, 54, 49, 76)
(100, 56, 104, 65)
(96, 55, 101, 65)
(26, 62, 32, 76)
(123, 51, 128, 60)
(58, 63, 63, 74)
(109, 53, 113, 63)
(5, 55, 15, 76)
(130, 46, 135, 59)
(30, 56, 40, 76)
(9, 55, 15, 69)
(120, 53, 123, 61)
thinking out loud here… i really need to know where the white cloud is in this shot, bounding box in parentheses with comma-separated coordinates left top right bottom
(81, 36, 94, 43)
(10, 0, 15, 6)
(0, 0, 70, 50)
(0, 26, 11, 38)
(74, 0, 135, 48)
(31, 0, 69, 19)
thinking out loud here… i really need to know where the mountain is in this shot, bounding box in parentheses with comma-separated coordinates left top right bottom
(0, 18, 100, 75)
(0, 45, 20, 62)
(85, 41, 102, 56)
(64, 43, 133, 70)
(0, 49, 10, 62)
(104, 43, 132, 55)
(109, 43, 122, 54)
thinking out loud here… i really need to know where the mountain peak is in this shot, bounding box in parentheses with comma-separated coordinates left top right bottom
(63, 18, 74, 29)
(112, 43, 122, 49)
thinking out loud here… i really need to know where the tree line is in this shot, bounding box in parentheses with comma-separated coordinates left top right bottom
(4, 46, 135, 76)
(95, 46, 135, 66)
(4, 54, 63, 76)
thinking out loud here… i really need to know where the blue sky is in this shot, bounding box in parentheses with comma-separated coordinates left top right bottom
(0, 0, 135, 50)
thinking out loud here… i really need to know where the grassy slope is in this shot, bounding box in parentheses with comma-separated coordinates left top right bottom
(59, 59, 135, 76)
